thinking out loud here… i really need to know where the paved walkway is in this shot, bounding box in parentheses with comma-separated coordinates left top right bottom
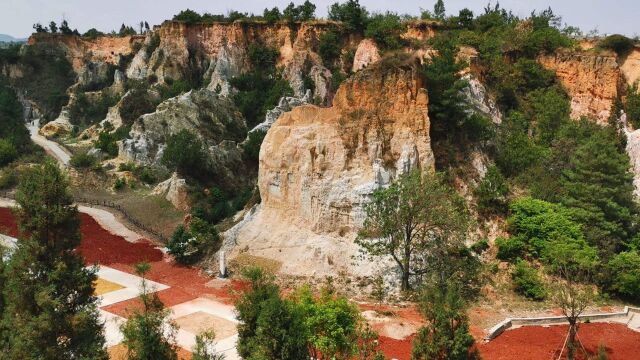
(28, 120, 71, 166)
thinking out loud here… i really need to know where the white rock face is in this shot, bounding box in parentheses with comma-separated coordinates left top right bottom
(152, 173, 190, 211)
(205, 46, 245, 97)
(462, 74, 502, 124)
(623, 112, 640, 198)
(249, 90, 311, 133)
(352, 39, 381, 72)
(39, 109, 72, 138)
(225, 65, 434, 277)
(126, 48, 150, 80)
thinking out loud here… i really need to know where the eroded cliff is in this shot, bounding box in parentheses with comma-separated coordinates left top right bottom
(224, 60, 433, 276)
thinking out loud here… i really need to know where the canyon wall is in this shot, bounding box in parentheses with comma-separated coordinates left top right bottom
(224, 61, 433, 276)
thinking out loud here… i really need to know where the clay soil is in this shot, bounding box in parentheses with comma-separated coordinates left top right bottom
(479, 323, 640, 360)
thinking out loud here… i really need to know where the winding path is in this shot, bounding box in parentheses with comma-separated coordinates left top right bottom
(28, 120, 71, 166)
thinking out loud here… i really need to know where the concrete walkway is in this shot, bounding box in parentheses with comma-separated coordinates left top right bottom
(28, 120, 71, 166)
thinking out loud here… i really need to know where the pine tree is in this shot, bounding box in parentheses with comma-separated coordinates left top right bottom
(411, 281, 479, 360)
(561, 128, 637, 258)
(434, 0, 446, 20)
(1, 161, 107, 359)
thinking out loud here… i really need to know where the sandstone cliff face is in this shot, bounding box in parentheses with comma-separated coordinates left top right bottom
(28, 33, 142, 71)
(224, 63, 433, 276)
(621, 48, 640, 88)
(539, 51, 621, 124)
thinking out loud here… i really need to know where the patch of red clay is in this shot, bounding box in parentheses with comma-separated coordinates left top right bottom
(479, 323, 640, 360)
(0, 207, 19, 237)
(77, 213, 163, 265)
(378, 335, 413, 360)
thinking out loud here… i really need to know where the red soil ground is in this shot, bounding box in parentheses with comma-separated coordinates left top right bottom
(0, 207, 19, 237)
(479, 323, 640, 360)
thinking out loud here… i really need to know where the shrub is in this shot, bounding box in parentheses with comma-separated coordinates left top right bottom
(70, 151, 98, 168)
(364, 12, 405, 50)
(113, 177, 126, 191)
(328, 0, 369, 33)
(0, 167, 18, 190)
(599, 34, 635, 57)
(161, 130, 208, 178)
(318, 30, 342, 68)
(119, 89, 157, 125)
(607, 251, 640, 300)
(136, 167, 157, 184)
(173, 9, 203, 24)
(0, 139, 18, 166)
(118, 162, 135, 172)
(496, 236, 526, 261)
(475, 165, 509, 213)
(68, 92, 117, 126)
(512, 260, 546, 301)
(94, 131, 119, 158)
(471, 238, 489, 255)
(168, 217, 218, 265)
(243, 130, 266, 163)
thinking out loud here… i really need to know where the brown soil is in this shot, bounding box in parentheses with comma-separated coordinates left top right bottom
(479, 323, 640, 360)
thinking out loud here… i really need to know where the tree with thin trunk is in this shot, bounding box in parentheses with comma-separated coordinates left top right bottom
(356, 170, 469, 291)
(552, 266, 595, 360)
(120, 262, 178, 360)
(1, 161, 107, 359)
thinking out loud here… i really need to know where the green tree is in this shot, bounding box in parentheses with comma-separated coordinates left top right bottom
(120, 262, 178, 360)
(561, 127, 637, 257)
(295, 287, 361, 360)
(263, 7, 282, 23)
(299, 0, 317, 21)
(0, 139, 17, 166)
(328, 0, 368, 33)
(411, 281, 479, 360)
(235, 268, 308, 360)
(49, 21, 58, 33)
(161, 129, 208, 178)
(1, 162, 107, 359)
(626, 83, 640, 128)
(357, 170, 469, 291)
(607, 250, 640, 300)
(364, 12, 405, 50)
(433, 0, 446, 20)
(457, 8, 474, 28)
(512, 260, 546, 300)
(192, 329, 225, 360)
(475, 165, 509, 213)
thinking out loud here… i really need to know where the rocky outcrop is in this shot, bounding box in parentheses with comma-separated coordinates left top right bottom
(28, 33, 142, 71)
(352, 39, 381, 72)
(250, 90, 311, 133)
(152, 173, 190, 210)
(539, 51, 621, 124)
(462, 74, 502, 124)
(621, 47, 640, 87)
(119, 88, 246, 165)
(39, 110, 72, 137)
(225, 62, 433, 276)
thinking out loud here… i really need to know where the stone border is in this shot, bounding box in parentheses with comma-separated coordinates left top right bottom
(485, 306, 640, 342)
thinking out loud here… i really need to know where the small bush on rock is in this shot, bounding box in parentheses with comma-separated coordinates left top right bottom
(70, 151, 98, 169)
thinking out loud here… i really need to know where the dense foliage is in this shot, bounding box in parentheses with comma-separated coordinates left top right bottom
(0, 162, 107, 359)
(0, 78, 31, 166)
(168, 217, 219, 265)
(161, 129, 209, 179)
(230, 43, 292, 128)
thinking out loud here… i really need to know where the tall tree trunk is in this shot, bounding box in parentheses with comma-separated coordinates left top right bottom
(567, 321, 577, 360)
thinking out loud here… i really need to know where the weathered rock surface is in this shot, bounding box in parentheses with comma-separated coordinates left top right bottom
(39, 110, 72, 137)
(152, 172, 190, 210)
(119, 88, 246, 165)
(250, 90, 311, 133)
(462, 74, 502, 124)
(352, 39, 381, 72)
(621, 47, 640, 87)
(225, 62, 434, 276)
(539, 51, 620, 124)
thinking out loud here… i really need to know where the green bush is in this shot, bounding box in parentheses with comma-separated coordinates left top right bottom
(113, 177, 126, 191)
(168, 217, 219, 265)
(68, 92, 117, 126)
(475, 165, 509, 213)
(136, 167, 157, 184)
(328, 0, 368, 33)
(318, 29, 342, 68)
(243, 131, 266, 163)
(0, 139, 18, 166)
(0, 167, 18, 190)
(70, 151, 98, 168)
(607, 251, 640, 300)
(496, 236, 526, 261)
(471, 238, 489, 255)
(626, 83, 640, 129)
(119, 89, 157, 125)
(512, 260, 546, 301)
(599, 34, 635, 57)
(161, 130, 208, 178)
(364, 12, 405, 50)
